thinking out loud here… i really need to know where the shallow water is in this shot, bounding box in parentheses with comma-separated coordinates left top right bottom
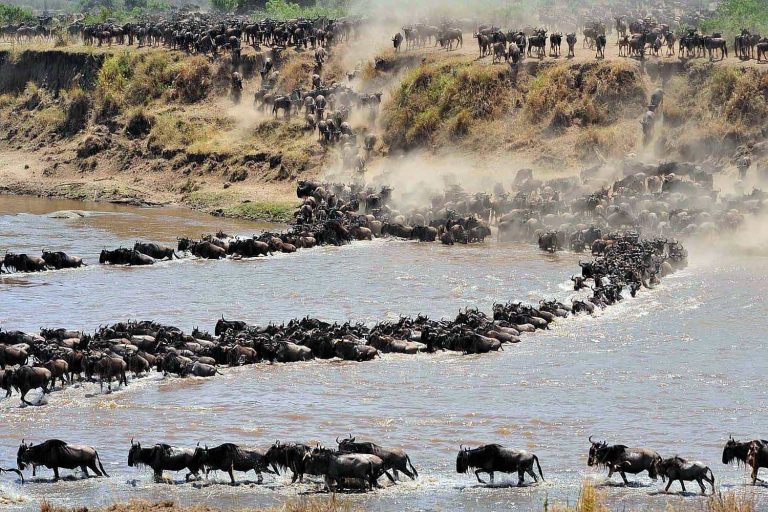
(1, 195, 767, 511)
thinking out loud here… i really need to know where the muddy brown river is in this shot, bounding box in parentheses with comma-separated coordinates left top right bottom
(1, 195, 767, 511)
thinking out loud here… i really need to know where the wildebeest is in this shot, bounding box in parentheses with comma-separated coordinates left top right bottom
(595, 34, 606, 59)
(6, 365, 51, 405)
(566, 33, 576, 57)
(128, 440, 203, 482)
(199, 443, 276, 484)
(17, 439, 108, 480)
(588, 437, 662, 484)
(657, 456, 715, 494)
(456, 444, 544, 485)
(265, 441, 312, 483)
(133, 242, 176, 260)
(337, 435, 417, 480)
(303, 447, 395, 491)
(41, 250, 84, 269)
(99, 248, 154, 266)
(3, 252, 47, 272)
(722, 436, 768, 485)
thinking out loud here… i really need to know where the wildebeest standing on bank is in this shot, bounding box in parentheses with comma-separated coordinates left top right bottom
(657, 456, 715, 494)
(722, 436, 768, 485)
(588, 437, 662, 484)
(336, 435, 418, 480)
(17, 439, 108, 480)
(456, 444, 544, 485)
(128, 440, 203, 482)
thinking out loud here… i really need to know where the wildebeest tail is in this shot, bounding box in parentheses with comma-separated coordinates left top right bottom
(407, 454, 418, 478)
(534, 455, 544, 481)
(95, 449, 109, 477)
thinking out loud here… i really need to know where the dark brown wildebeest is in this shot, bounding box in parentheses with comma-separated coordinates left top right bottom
(337, 435, 418, 480)
(588, 437, 663, 484)
(128, 440, 203, 482)
(566, 33, 577, 57)
(41, 250, 84, 269)
(41, 359, 69, 388)
(0, 343, 29, 367)
(17, 439, 108, 480)
(133, 242, 176, 260)
(722, 436, 768, 485)
(199, 443, 276, 484)
(91, 354, 128, 392)
(657, 456, 715, 494)
(456, 444, 544, 485)
(3, 252, 47, 272)
(303, 446, 395, 491)
(6, 365, 51, 405)
(265, 441, 312, 483)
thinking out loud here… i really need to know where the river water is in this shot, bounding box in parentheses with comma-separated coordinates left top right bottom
(0, 195, 767, 511)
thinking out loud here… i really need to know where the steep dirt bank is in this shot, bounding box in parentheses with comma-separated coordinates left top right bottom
(1, 42, 767, 219)
(371, 48, 768, 176)
(0, 45, 349, 221)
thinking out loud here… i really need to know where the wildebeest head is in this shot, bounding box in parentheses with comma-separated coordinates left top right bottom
(722, 435, 745, 466)
(456, 445, 472, 473)
(16, 440, 31, 470)
(587, 436, 608, 467)
(99, 250, 108, 264)
(127, 438, 142, 467)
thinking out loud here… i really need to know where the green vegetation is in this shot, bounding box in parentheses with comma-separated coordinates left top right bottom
(701, 0, 768, 36)
(0, 3, 34, 23)
(383, 61, 514, 149)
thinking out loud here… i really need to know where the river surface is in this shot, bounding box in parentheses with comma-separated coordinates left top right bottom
(0, 195, 767, 511)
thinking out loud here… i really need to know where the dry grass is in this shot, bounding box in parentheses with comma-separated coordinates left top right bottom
(39, 498, 353, 512)
(545, 481, 756, 512)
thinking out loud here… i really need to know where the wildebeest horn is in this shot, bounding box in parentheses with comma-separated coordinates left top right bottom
(589, 436, 594, 444)
(130, 438, 134, 445)
(460, 444, 465, 451)
(336, 436, 341, 444)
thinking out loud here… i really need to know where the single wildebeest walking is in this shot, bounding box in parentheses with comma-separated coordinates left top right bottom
(199, 443, 276, 484)
(336, 434, 418, 480)
(456, 444, 544, 485)
(588, 437, 662, 484)
(17, 439, 108, 480)
(303, 447, 395, 491)
(657, 456, 715, 494)
(128, 440, 203, 482)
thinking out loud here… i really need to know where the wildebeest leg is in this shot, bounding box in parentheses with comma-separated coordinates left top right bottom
(620, 471, 629, 485)
(697, 478, 706, 494)
(53, 467, 60, 481)
(20, 389, 32, 406)
(228, 467, 235, 485)
(665, 479, 673, 492)
(88, 460, 102, 477)
(518, 469, 525, 486)
(383, 470, 396, 484)
(489, 471, 494, 484)
(475, 469, 487, 483)
(751, 467, 758, 485)
(680, 480, 686, 492)
(527, 468, 538, 483)
(81, 465, 89, 478)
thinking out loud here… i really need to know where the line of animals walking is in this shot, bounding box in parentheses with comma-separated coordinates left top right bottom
(4, 150, 755, 274)
(394, 21, 767, 62)
(0, 232, 686, 406)
(2, 435, 767, 495)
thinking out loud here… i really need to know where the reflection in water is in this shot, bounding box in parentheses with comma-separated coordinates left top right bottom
(1, 196, 767, 511)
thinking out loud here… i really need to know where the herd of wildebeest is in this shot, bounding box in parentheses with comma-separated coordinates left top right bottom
(0, 434, 767, 494)
(2, 1, 766, 63)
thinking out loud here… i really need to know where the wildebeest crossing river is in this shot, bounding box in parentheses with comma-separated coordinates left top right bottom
(1, 195, 767, 511)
